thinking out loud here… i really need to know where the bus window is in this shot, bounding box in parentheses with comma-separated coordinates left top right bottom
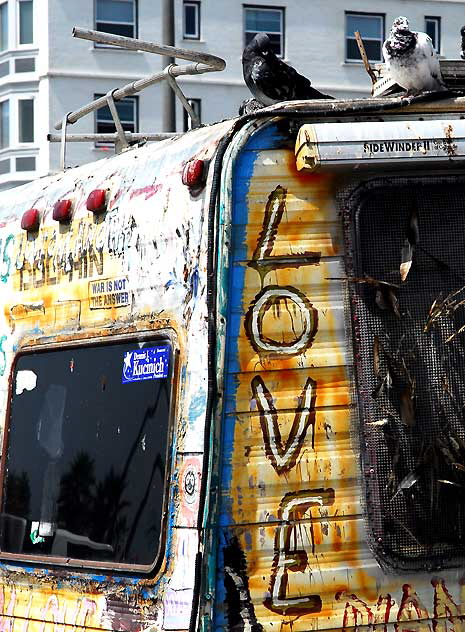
(1, 337, 173, 569)
(349, 179, 465, 570)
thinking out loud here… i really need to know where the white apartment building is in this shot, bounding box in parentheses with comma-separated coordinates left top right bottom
(0, 0, 463, 190)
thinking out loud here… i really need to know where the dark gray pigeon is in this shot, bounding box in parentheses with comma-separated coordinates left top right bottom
(242, 33, 333, 105)
(383, 16, 446, 95)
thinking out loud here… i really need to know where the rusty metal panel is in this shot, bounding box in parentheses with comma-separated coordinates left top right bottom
(0, 119, 234, 632)
(214, 119, 465, 631)
(295, 119, 465, 171)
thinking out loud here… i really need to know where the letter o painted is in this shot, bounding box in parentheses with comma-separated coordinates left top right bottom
(245, 285, 318, 356)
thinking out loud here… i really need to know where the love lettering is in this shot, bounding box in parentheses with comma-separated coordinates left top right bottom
(245, 185, 333, 614)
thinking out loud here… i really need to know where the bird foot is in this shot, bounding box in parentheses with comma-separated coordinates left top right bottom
(402, 89, 421, 99)
(238, 98, 264, 115)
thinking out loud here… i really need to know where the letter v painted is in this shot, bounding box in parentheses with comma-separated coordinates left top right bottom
(251, 375, 317, 474)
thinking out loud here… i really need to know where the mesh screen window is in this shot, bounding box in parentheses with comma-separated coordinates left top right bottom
(1, 338, 173, 569)
(349, 178, 465, 570)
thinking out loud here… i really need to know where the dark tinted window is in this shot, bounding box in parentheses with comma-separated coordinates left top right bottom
(345, 12, 384, 62)
(2, 338, 172, 567)
(94, 94, 138, 145)
(244, 6, 284, 57)
(348, 179, 465, 570)
(95, 0, 136, 39)
(425, 16, 440, 52)
(183, 1, 200, 39)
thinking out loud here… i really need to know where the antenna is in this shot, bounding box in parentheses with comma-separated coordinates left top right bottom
(48, 28, 226, 169)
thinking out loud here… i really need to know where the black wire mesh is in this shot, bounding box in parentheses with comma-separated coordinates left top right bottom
(350, 179, 465, 571)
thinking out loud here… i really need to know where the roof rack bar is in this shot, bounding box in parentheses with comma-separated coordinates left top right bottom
(165, 64, 200, 128)
(54, 60, 217, 130)
(51, 28, 226, 160)
(48, 132, 176, 143)
(106, 89, 129, 149)
(60, 111, 72, 170)
(72, 27, 225, 69)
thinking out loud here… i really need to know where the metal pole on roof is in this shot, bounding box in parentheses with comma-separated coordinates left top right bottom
(161, 0, 176, 132)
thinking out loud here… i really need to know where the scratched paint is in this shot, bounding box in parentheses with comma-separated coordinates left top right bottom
(0, 103, 463, 632)
(0, 119, 235, 632)
(213, 117, 465, 632)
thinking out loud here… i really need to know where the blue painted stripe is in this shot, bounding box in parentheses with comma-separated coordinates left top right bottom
(213, 121, 284, 630)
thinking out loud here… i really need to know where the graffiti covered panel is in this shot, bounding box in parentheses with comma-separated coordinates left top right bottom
(0, 119, 235, 632)
(215, 121, 465, 631)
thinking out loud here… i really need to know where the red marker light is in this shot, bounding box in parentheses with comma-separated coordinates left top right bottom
(86, 189, 107, 213)
(182, 159, 207, 190)
(21, 208, 40, 232)
(52, 199, 72, 222)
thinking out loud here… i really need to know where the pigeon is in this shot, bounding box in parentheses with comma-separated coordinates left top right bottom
(383, 16, 446, 95)
(242, 33, 333, 106)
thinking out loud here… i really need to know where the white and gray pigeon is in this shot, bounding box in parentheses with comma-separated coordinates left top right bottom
(383, 16, 446, 95)
(242, 33, 333, 106)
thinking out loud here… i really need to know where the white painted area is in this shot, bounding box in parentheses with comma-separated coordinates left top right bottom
(0, 120, 232, 628)
(15, 369, 37, 395)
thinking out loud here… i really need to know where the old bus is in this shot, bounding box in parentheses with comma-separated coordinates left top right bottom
(0, 29, 465, 632)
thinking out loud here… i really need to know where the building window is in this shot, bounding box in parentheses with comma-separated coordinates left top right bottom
(183, 98, 201, 131)
(1, 337, 173, 566)
(0, 100, 9, 149)
(18, 99, 34, 143)
(15, 57, 35, 72)
(95, 0, 136, 38)
(183, 1, 200, 39)
(0, 2, 8, 51)
(16, 156, 35, 171)
(18, 0, 33, 45)
(345, 12, 384, 62)
(95, 94, 138, 144)
(244, 6, 284, 57)
(425, 16, 441, 53)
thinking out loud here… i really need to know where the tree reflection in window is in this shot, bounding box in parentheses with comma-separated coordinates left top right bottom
(1, 338, 172, 567)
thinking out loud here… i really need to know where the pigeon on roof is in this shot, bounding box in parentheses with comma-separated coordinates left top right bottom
(242, 33, 333, 106)
(383, 16, 446, 95)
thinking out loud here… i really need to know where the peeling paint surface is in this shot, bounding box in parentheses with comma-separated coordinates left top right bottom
(0, 108, 464, 632)
(0, 120, 234, 632)
(213, 120, 465, 631)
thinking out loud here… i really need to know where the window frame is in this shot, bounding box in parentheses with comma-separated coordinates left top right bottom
(183, 97, 201, 132)
(345, 175, 465, 571)
(94, 0, 137, 42)
(17, 97, 34, 144)
(0, 1, 8, 52)
(425, 15, 441, 53)
(0, 98, 9, 150)
(345, 11, 385, 63)
(183, 0, 200, 40)
(17, 0, 33, 46)
(0, 330, 179, 573)
(243, 5, 285, 58)
(94, 93, 138, 147)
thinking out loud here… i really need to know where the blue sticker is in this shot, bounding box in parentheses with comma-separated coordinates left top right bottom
(122, 346, 170, 383)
